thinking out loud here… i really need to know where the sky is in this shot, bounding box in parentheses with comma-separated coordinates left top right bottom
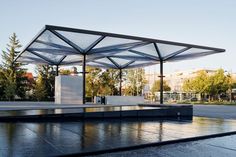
(0, 0, 235, 75)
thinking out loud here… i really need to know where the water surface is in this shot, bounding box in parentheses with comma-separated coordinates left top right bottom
(0, 117, 236, 157)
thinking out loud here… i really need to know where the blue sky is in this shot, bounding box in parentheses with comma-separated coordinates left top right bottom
(0, 0, 235, 74)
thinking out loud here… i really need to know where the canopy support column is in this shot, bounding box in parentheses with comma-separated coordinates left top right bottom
(119, 69, 122, 96)
(82, 54, 86, 104)
(56, 65, 59, 76)
(159, 60, 164, 104)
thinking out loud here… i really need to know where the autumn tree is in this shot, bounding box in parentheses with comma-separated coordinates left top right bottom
(98, 69, 119, 96)
(86, 67, 102, 99)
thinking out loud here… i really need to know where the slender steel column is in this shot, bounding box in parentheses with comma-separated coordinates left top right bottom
(82, 54, 86, 104)
(56, 65, 59, 76)
(119, 69, 122, 96)
(160, 60, 164, 104)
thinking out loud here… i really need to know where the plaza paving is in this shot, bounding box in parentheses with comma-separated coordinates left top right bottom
(193, 104, 236, 119)
(93, 134, 236, 157)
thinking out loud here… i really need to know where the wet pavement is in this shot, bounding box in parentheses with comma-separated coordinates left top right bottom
(193, 105, 236, 119)
(1, 117, 236, 156)
(94, 134, 236, 157)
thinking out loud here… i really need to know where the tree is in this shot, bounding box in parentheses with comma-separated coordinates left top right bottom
(4, 82, 17, 101)
(151, 80, 171, 94)
(208, 69, 230, 100)
(1, 33, 28, 100)
(183, 70, 210, 98)
(34, 65, 56, 100)
(228, 74, 236, 102)
(0, 68, 5, 100)
(123, 68, 146, 96)
(86, 67, 102, 98)
(98, 69, 119, 96)
(86, 67, 120, 98)
(183, 69, 231, 101)
(33, 74, 47, 101)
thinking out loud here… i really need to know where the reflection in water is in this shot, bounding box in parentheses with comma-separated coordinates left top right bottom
(1, 117, 236, 156)
(0, 106, 160, 117)
(85, 106, 158, 112)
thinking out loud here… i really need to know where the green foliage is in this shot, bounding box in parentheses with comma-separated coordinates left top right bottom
(86, 67, 119, 97)
(0, 68, 5, 100)
(123, 68, 146, 96)
(87, 68, 146, 97)
(0, 33, 28, 100)
(34, 65, 56, 100)
(86, 67, 102, 97)
(2, 72, 17, 100)
(183, 69, 232, 101)
(98, 69, 119, 95)
(4, 81, 16, 101)
(183, 70, 209, 94)
(151, 80, 171, 94)
(59, 69, 71, 75)
(33, 74, 47, 101)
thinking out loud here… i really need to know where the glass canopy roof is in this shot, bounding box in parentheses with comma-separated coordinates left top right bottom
(15, 25, 225, 69)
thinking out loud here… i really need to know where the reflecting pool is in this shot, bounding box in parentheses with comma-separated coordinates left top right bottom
(0, 117, 236, 157)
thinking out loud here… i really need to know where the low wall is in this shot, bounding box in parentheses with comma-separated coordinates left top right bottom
(106, 96, 145, 105)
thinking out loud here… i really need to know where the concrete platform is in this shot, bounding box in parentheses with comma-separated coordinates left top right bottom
(0, 102, 193, 121)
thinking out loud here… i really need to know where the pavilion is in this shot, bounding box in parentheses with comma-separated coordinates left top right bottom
(14, 25, 225, 104)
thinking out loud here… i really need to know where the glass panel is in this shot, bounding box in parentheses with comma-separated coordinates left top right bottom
(29, 41, 77, 55)
(177, 48, 211, 56)
(28, 30, 80, 60)
(128, 60, 157, 68)
(37, 30, 75, 49)
(131, 43, 158, 57)
(87, 61, 113, 69)
(129, 61, 151, 66)
(156, 43, 186, 58)
(113, 50, 142, 57)
(94, 57, 114, 65)
(94, 37, 141, 49)
(33, 50, 65, 64)
(62, 55, 83, 63)
(18, 51, 49, 64)
(56, 30, 102, 50)
(169, 50, 216, 61)
(110, 57, 131, 66)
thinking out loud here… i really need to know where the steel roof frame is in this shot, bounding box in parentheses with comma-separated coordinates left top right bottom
(14, 25, 226, 105)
